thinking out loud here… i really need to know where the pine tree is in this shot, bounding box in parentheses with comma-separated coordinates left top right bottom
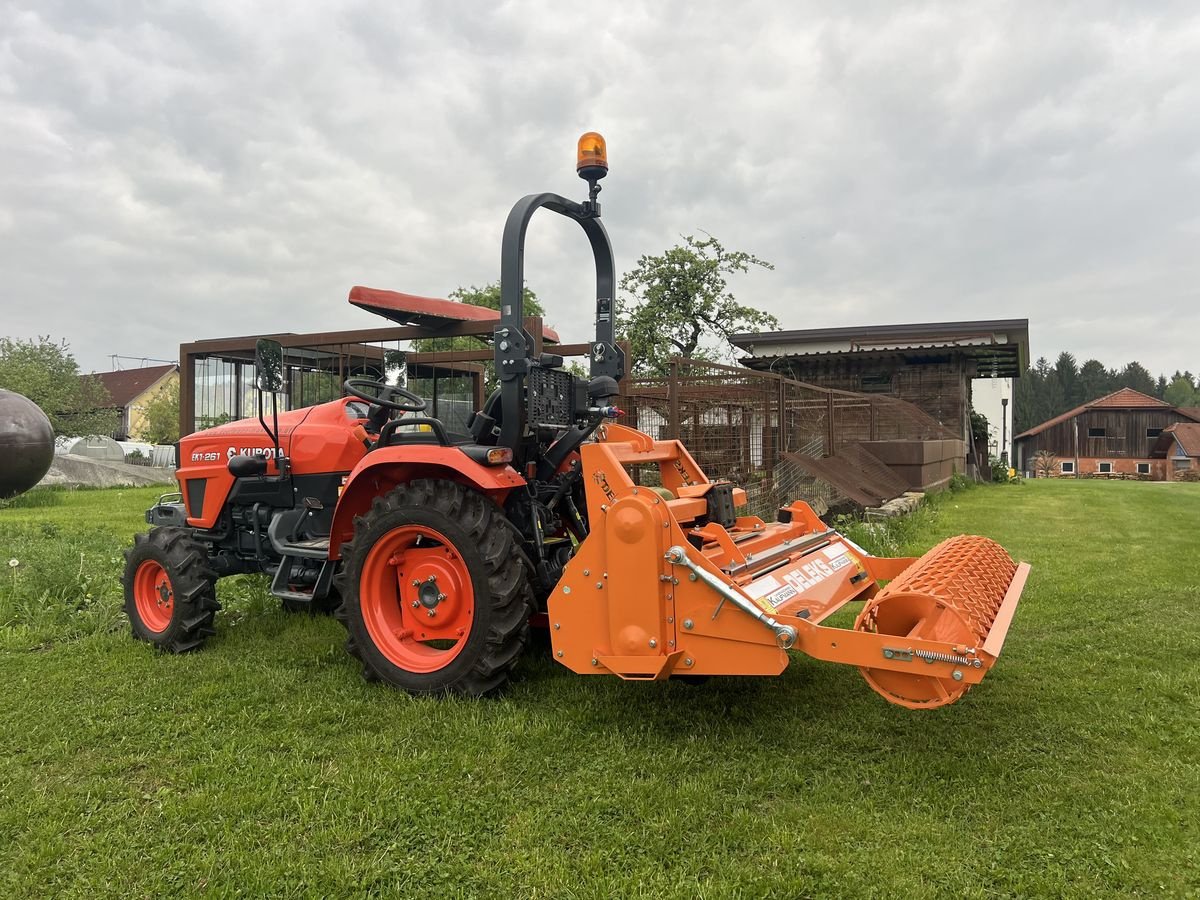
(1116, 361, 1156, 396)
(1079, 359, 1112, 403)
(1053, 352, 1081, 410)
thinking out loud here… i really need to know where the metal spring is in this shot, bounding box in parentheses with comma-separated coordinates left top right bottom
(914, 649, 983, 669)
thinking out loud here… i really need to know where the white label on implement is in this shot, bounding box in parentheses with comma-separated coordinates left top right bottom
(765, 585, 798, 608)
(744, 575, 781, 599)
(781, 557, 838, 593)
(828, 554, 853, 571)
(823, 544, 849, 560)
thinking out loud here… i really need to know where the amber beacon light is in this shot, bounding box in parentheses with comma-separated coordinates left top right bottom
(576, 131, 608, 181)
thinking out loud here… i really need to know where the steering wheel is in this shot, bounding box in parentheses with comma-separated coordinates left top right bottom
(343, 377, 428, 413)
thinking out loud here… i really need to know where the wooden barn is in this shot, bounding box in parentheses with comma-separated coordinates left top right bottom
(1013, 388, 1200, 479)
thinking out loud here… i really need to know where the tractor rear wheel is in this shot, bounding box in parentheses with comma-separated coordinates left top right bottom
(335, 479, 531, 696)
(122, 527, 220, 652)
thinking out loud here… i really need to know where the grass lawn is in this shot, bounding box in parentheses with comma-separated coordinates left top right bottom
(0, 481, 1197, 897)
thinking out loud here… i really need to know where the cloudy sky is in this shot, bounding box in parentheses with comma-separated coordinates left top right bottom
(2, 1, 1198, 377)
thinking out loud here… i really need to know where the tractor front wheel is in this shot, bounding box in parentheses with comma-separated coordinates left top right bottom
(335, 479, 530, 696)
(122, 527, 220, 652)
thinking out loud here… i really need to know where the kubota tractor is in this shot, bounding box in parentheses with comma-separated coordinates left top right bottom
(123, 133, 1029, 708)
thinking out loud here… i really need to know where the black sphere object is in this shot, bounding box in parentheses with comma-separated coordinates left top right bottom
(0, 389, 55, 499)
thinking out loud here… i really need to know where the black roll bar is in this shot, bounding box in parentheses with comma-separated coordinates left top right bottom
(495, 192, 626, 450)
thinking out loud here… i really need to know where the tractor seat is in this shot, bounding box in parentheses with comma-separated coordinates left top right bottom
(378, 416, 470, 448)
(376, 419, 506, 467)
(376, 416, 511, 466)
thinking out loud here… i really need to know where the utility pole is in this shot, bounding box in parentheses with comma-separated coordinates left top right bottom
(1001, 397, 1009, 467)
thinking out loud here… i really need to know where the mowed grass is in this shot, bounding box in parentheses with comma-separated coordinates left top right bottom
(0, 481, 1197, 897)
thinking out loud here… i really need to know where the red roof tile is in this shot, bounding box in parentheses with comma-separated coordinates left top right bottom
(1086, 387, 1171, 409)
(1164, 423, 1200, 457)
(88, 364, 177, 409)
(1177, 407, 1200, 423)
(1015, 388, 1171, 439)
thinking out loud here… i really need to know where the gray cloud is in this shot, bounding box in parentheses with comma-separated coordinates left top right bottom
(2, 1, 1197, 376)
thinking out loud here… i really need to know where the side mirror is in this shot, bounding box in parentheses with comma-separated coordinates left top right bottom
(254, 338, 285, 393)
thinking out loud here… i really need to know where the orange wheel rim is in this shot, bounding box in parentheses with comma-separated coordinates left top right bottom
(360, 524, 475, 673)
(134, 559, 174, 633)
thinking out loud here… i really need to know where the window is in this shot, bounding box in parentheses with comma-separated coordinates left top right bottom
(1060, 461, 1075, 474)
(1098, 462, 1113, 474)
(1137, 463, 1150, 475)
(1088, 427, 1106, 438)
(1174, 458, 1191, 471)
(859, 372, 893, 393)
(1146, 427, 1163, 438)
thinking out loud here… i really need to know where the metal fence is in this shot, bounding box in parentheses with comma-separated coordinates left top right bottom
(619, 359, 957, 516)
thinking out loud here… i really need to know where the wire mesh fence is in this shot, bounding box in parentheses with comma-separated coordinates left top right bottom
(619, 359, 958, 517)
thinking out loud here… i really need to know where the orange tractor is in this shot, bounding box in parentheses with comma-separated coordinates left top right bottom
(123, 133, 1028, 709)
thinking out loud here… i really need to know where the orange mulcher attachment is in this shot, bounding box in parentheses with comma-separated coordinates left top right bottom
(549, 424, 1030, 709)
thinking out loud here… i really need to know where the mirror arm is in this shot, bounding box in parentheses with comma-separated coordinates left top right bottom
(255, 377, 288, 477)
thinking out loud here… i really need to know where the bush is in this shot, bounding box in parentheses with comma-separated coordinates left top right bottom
(831, 494, 942, 558)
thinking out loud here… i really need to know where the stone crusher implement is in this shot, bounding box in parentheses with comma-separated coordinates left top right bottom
(549, 424, 1030, 708)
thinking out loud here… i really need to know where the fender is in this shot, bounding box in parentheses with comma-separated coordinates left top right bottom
(328, 445, 526, 557)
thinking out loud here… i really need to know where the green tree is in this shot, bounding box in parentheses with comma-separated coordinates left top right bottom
(411, 282, 544, 354)
(1042, 369, 1066, 420)
(138, 381, 180, 444)
(1164, 374, 1200, 408)
(1032, 357, 1059, 422)
(1078, 359, 1112, 403)
(1013, 365, 1040, 434)
(0, 336, 118, 437)
(1053, 351, 1081, 409)
(1115, 361, 1156, 396)
(617, 234, 778, 376)
(408, 282, 544, 395)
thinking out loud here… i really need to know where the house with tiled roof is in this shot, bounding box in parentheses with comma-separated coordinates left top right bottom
(1014, 387, 1200, 479)
(1152, 422, 1200, 481)
(89, 364, 178, 440)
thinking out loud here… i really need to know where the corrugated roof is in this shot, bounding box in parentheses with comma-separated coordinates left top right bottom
(732, 318, 1029, 378)
(89, 364, 177, 409)
(1164, 423, 1200, 457)
(730, 319, 1029, 347)
(1014, 388, 1172, 439)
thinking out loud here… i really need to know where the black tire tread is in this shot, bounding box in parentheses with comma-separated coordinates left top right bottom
(333, 479, 531, 696)
(121, 527, 220, 653)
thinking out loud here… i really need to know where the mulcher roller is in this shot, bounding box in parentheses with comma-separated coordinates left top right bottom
(855, 535, 1025, 708)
